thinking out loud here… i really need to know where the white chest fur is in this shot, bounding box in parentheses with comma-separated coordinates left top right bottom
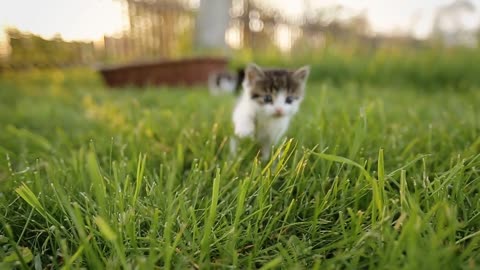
(232, 94, 294, 160)
(255, 113, 290, 145)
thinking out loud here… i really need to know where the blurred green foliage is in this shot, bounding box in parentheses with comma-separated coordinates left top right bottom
(229, 45, 480, 90)
(3, 28, 96, 69)
(3, 28, 480, 91)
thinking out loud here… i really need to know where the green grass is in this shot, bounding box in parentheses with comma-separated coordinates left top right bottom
(0, 69, 480, 269)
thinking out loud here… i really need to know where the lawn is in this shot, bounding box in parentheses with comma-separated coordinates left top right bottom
(0, 69, 479, 269)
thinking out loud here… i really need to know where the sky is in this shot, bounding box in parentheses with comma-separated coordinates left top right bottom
(1, 0, 480, 42)
(0, 0, 126, 42)
(269, 0, 480, 37)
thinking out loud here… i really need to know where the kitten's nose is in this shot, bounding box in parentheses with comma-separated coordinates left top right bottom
(274, 108, 284, 116)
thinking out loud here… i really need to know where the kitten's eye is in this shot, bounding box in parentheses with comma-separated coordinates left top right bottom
(264, 95, 273, 103)
(285, 96, 294, 104)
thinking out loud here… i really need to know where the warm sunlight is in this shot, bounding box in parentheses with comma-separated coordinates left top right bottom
(226, 25, 242, 49)
(274, 24, 293, 52)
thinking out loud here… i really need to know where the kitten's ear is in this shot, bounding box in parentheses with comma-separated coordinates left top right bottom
(293, 65, 310, 83)
(245, 63, 264, 83)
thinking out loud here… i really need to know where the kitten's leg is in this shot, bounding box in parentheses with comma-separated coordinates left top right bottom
(266, 130, 289, 164)
(261, 141, 281, 173)
(232, 102, 255, 139)
(231, 100, 255, 160)
(229, 136, 238, 158)
(261, 142, 272, 162)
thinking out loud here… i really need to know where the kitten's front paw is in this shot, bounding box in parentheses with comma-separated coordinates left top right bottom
(235, 125, 254, 139)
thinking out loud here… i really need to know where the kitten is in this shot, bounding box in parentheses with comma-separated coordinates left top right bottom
(208, 68, 245, 95)
(231, 63, 310, 161)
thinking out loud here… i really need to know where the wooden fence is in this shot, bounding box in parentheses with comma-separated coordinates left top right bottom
(1, 0, 424, 68)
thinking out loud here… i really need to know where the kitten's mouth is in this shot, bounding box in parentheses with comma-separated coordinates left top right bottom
(272, 112, 285, 118)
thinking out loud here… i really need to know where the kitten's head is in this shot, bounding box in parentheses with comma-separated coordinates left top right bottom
(243, 63, 310, 118)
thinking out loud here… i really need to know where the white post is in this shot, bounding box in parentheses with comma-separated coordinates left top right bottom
(195, 0, 232, 50)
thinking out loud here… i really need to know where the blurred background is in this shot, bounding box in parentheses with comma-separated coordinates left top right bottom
(1, 0, 480, 88)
